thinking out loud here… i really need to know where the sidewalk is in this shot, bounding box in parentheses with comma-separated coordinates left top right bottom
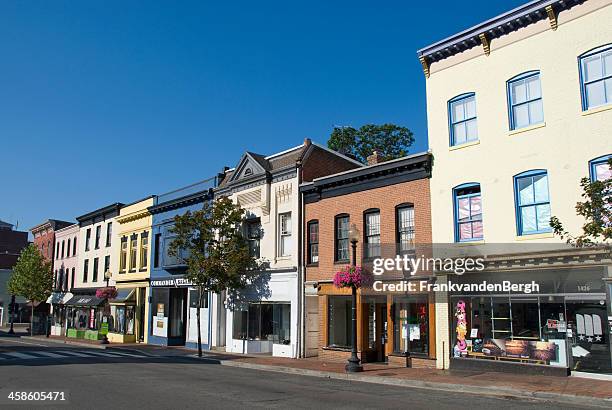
(193, 352, 612, 407)
(19, 334, 144, 350)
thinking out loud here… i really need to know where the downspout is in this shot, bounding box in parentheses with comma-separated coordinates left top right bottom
(297, 161, 304, 358)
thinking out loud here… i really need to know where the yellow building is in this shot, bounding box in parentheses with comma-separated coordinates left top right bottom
(418, 1, 611, 374)
(108, 196, 154, 343)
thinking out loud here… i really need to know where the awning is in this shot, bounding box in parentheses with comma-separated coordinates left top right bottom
(109, 288, 136, 305)
(46, 292, 74, 305)
(65, 295, 105, 307)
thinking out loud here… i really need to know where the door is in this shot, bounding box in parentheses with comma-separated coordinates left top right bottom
(364, 298, 387, 362)
(566, 298, 611, 373)
(138, 288, 146, 342)
(169, 288, 187, 345)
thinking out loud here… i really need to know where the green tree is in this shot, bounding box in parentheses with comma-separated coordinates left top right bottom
(327, 123, 415, 164)
(8, 244, 53, 336)
(550, 158, 611, 246)
(169, 196, 260, 356)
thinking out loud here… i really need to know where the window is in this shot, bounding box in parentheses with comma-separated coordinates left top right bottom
(71, 267, 75, 290)
(393, 295, 429, 355)
(119, 237, 127, 272)
(364, 210, 381, 258)
(154, 233, 161, 268)
(514, 170, 552, 235)
(83, 259, 89, 283)
(48, 240, 51, 258)
(507, 71, 544, 130)
(232, 302, 290, 344)
(92, 257, 99, 282)
(95, 225, 101, 249)
(396, 205, 415, 253)
(109, 305, 135, 335)
(104, 255, 110, 275)
(449, 93, 478, 146)
(453, 184, 483, 242)
(61, 240, 65, 259)
(307, 220, 319, 264)
(85, 228, 91, 251)
(129, 234, 138, 271)
(278, 213, 292, 257)
(590, 154, 612, 182)
(67, 238, 71, 257)
(72, 237, 77, 255)
(579, 45, 612, 110)
(162, 233, 187, 267)
(106, 222, 112, 247)
(328, 296, 351, 348)
(189, 289, 208, 309)
(246, 218, 261, 258)
(56, 242, 60, 260)
(335, 215, 350, 262)
(140, 232, 148, 269)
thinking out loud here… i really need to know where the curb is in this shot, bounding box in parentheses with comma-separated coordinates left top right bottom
(212, 359, 612, 408)
(19, 336, 107, 349)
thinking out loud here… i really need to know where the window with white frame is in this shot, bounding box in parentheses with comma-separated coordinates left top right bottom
(449, 93, 478, 146)
(396, 205, 415, 253)
(278, 213, 292, 257)
(364, 210, 381, 258)
(514, 170, 552, 235)
(580, 45, 612, 110)
(508, 71, 544, 130)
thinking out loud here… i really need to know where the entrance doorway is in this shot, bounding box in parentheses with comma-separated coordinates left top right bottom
(138, 288, 146, 342)
(567, 298, 610, 374)
(364, 297, 388, 363)
(168, 288, 187, 345)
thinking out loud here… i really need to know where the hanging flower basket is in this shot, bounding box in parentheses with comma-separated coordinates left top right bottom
(333, 265, 365, 289)
(96, 287, 118, 300)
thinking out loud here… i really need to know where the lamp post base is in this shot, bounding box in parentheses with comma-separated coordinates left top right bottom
(345, 356, 363, 373)
(100, 336, 109, 345)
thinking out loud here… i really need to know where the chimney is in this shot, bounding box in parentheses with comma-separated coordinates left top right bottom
(216, 166, 230, 186)
(367, 151, 384, 165)
(303, 137, 312, 147)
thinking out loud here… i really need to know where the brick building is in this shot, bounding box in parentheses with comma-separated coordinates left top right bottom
(30, 219, 73, 263)
(300, 152, 435, 368)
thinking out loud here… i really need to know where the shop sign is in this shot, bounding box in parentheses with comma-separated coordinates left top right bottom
(100, 323, 109, 335)
(89, 309, 95, 328)
(151, 277, 193, 287)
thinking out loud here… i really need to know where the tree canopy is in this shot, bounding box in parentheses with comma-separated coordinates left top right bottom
(327, 123, 414, 164)
(8, 243, 53, 304)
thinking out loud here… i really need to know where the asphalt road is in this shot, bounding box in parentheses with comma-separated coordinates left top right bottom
(0, 336, 596, 409)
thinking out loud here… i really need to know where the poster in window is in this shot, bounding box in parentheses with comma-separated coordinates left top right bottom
(409, 324, 420, 341)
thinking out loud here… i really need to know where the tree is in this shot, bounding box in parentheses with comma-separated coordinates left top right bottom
(169, 196, 260, 357)
(550, 158, 611, 246)
(327, 124, 415, 164)
(8, 244, 53, 336)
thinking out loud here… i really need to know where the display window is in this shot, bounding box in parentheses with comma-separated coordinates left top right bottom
(392, 295, 429, 355)
(233, 302, 291, 344)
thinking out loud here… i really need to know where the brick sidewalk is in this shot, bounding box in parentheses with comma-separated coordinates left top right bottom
(205, 353, 612, 401)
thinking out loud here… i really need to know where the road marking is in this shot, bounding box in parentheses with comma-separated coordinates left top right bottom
(0, 338, 47, 347)
(3, 352, 37, 359)
(77, 351, 125, 358)
(57, 351, 96, 358)
(106, 351, 147, 358)
(32, 351, 67, 358)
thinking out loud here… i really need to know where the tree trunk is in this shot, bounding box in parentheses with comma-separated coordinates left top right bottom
(197, 287, 202, 357)
(30, 301, 34, 336)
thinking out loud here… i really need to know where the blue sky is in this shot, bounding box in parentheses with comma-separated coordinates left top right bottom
(0, 0, 525, 231)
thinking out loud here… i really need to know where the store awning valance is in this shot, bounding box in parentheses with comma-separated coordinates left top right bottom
(46, 292, 74, 305)
(65, 295, 105, 307)
(109, 288, 136, 305)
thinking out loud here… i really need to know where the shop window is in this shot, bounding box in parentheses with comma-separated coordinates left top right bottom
(232, 303, 290, 344)
(449, 93, 478, 146)
(189, 289, 208, 309)
(393, 295, 429, 355)
(335, 215, 350, 262)
(129, 234, 138, 271)
(507, 71, 544, 130)
(307, 220, 319, 264)
(246, 218, 261, 258)
(119, 236, 127, 272)
(95, 225, 101, 249)
(364, 210, 381, 259)
(579, 44, 612, 110)
(514, 170, 551, 235)
(140, 232, 148, 270)
(109, 305, 135, 335)
(453, 184, 483, 242)
(278, 212, 292, 257)
(327, 296, 351, 348)
(396, 205, 415, 254)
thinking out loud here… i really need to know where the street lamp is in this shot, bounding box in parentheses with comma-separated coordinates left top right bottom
(104, 270, 112, 287)
(346, 223, 363, 373)
(8, 295, 16, 335)
(101, 270, 113, 345)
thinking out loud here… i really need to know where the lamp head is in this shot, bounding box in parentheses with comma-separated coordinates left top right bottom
(348, 223, 360, 244)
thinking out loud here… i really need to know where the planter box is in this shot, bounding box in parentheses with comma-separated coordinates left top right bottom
(67, 329, 86, 339)
(84, 330, 102, 341)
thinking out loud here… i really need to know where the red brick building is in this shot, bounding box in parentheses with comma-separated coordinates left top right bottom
(300, 152, 435, 368)
(30, 219, 72, 263)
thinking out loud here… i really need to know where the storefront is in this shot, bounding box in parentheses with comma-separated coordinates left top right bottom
(65, 294, 106, 340)
(47, 292, 73, 336)
(107, 288, 137, 343)
(448, 267, 612, 374)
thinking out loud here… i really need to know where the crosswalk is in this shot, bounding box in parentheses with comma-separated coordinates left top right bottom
(0, 349, 148, 362)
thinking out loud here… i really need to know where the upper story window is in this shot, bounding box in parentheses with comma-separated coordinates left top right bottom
(72, 237, 77, 255)
(83, 259, 89, 283)
(514, 170, 552, 236)
(106, 222, 112, 247)
(67, 238, 71, 257)
(335, 215, 350, 262)
(507, 71, 544, 130)
(364, 210, 381, 259)
(396, 205, 415, 253)
(129, 234, 138, 271)
(104, 255, 110, 274)
(56, 242, 60, 259)
(47, 240, 51, 258)
(95, 225, 101, 249)
(61, 240, 65, 259)
(449, 93, 478, 146)
(140, 232, 148, 269)
(85, 228, 91, 251)
(92, 257, 99, 282)
(590, 154, 612, 182)
(453, 184, 483, 242)
(580, 45, 612, 110)
(278, 213, 292, 257)
(307, 220, 319, 264)
(246, 218, 261, 259)
(119, 236, 127, 272)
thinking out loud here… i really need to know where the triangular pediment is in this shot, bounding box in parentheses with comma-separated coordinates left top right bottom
(228, 152, 269, 183)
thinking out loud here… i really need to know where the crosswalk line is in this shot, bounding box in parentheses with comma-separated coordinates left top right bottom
(77, 350, 126, 358)
(33, 351, 68, 358)
(4, 352, 37, 359)
(106, 351, 147, 358)
(57, 351, 96, 358)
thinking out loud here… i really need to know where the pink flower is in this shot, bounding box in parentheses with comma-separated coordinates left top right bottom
(333, 265, 364, 289)
(96, 287, 118, 300)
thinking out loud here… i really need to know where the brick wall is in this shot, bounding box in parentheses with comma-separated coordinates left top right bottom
(301, 146, 361, 183)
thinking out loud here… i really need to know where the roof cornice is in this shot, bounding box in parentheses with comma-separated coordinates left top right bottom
(76, 203, 124, 224)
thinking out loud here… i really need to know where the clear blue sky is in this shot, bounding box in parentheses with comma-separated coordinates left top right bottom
(0, 0, 525, 231)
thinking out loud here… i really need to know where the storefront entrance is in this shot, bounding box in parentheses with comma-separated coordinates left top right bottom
(566, 297, 610, 373)
(363, 297, 387, 363)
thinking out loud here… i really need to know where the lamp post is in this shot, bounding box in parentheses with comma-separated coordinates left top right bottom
(346, 223, 363, 373)
(8, 295, 16, 335)
(104, 270, 112, 287)
(101, 270, 112, 345)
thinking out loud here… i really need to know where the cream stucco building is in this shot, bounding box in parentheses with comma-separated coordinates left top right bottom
(419, 0, 611, 374)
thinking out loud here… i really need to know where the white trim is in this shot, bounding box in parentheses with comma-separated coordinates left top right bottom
(264, 144, 304, 160)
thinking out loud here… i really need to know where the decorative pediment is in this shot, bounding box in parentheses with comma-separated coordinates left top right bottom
(227, 152, 269, 184)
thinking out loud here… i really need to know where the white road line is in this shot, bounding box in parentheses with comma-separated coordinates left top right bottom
(77, 351, 125, 357)
(0, 338, 47, 347)
(106, 351, 147, 358)
(33, 351, 67, 358)
(57, 351, 96, 358)
(4, 352, 37, 359)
